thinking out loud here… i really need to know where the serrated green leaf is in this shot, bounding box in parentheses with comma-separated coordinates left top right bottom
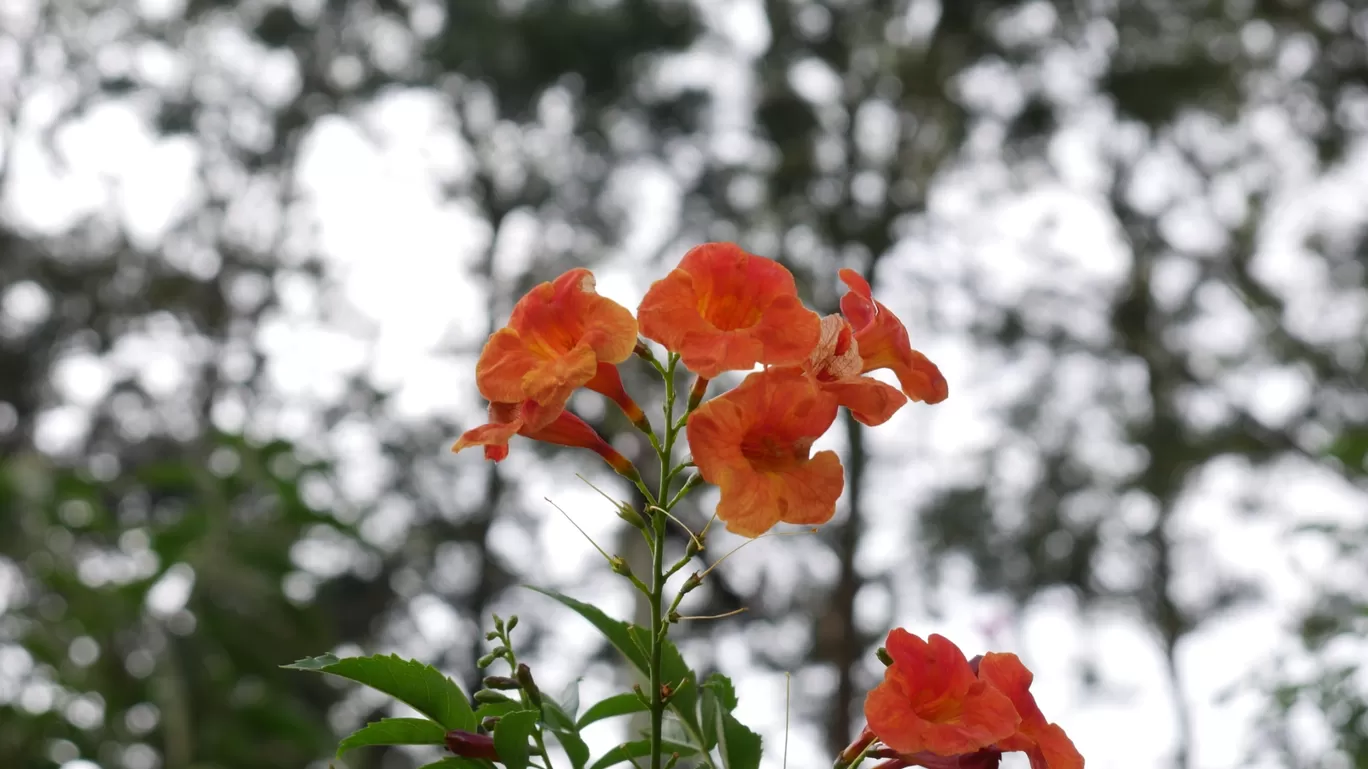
(701, 673, 738, 711)
(336, 718, 447, 757)
(714, 710, 761, 769)
(577, 693, 649, 729)
(587, 739, 698, 769)
(283, 653, 475, 731)
(493, 709, 540, 769)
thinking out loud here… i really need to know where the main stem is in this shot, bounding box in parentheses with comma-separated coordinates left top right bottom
(649, 356, 679, 769)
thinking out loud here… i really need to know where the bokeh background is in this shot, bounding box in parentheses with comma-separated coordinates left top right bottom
(2, 0, 1367, 768)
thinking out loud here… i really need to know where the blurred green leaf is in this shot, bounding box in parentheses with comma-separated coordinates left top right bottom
(587, 739, 698, 769)
(492, 709, 541, 769)
(337, 718, 448, 757)
(284, 653, 476, 731)
(577, 693, 648, 729)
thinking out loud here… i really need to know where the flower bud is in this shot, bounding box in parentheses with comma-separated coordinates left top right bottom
(474, 689, 516, 705)
(480, 716, 501, 732)
(609, 556, 634, 578)
(446, 730, 499, 760)
(616, 503, 647, 531)
(483, 675, 522, 690)
(516, 663, 543, 708)
(505, 615, 519, 633)
(485, 631, 500, 642)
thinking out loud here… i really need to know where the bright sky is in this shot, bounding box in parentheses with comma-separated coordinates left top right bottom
(3, 1, 1368, 769)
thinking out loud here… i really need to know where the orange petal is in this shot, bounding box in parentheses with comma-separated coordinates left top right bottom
(451, 401, 640, 481)
(585, 362, 647, 428)
(865, 631, 1020, 757)
(822, 377, 906, 426)
(520, 341, 597, 429)
(451, 402, 523, 461)
(477, 268, 638, 418)
(508, 268, 639, 363)
(475, 328, 539, 404)
(686, 368, 842, 537)
(639, 243, 821, 378)
(977, 654, 1083, 769)
(838, 269, 948, 404)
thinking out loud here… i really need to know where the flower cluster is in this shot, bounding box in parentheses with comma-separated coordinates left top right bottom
(453, 242, 947, 537)
(841, 629, 1083, 769)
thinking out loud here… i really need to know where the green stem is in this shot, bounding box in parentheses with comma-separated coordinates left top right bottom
(649, 355, 679, 769)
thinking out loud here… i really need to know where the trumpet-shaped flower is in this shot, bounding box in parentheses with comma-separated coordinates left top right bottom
(973, 654, 1083, 769)
(452, 401, 639, 481)
(864, 630, 1020, 757)
(838, 269, 948, 404)
(799, 314, 907, 426)
(638, 243, 821, 379)
(477, 268, 640, 430)
(686, 368, 844, 537)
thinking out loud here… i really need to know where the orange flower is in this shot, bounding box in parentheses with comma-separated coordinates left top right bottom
(477, 268, 640, 430)
(638, 243, 821, 379)
(974, 654, 1083, 769)
(838, 269, 948, 404)
(452, 401, 639, 481)
(799, 314, 907, 426)
(685, 368, 843, 537)
(864, 630, 1020, 757)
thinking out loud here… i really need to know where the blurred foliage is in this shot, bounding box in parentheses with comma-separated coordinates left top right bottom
(2, 0, 1366, 768)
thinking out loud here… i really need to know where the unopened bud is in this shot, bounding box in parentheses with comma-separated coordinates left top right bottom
(446, 730, 499, 760)
(474, 689, 516, 705)
(681, 571, 703, 594)
(617, 503, 647, 531)
(485, 631, 500, 642)
(492, 614, 504, 629)
(609, 556, 633, 578)
(477, 653, 499, 669)
(876, 647, 893, 667)
(516, 663, 543, 708)
(686, 376, 710, 410)
(483, 675, 521, 690)
(505, 615, 518, 633)
(481, 716, 501, 732)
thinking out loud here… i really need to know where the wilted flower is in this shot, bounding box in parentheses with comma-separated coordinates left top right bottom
(838, 269, 947, 405)
(452, 401, 640, 481)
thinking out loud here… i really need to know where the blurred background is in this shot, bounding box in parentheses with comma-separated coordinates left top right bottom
(2, 0, 1367, 768)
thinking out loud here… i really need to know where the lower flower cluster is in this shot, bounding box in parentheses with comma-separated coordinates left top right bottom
(842, 630, 1083, 769)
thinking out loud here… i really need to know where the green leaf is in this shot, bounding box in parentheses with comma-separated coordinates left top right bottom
(628, 625, 699, 735)
(475, 699, 522, 722)
(528, 588, 703, 744)
(714, 710, 762, 769)
(542, 699, 590, 769)
(337, 718, 448, 757)
(587, 739, 698, 769)
(283, 653, 475, 731)
(577, 693, 649, 729)
(493, 709, 540, 769)
(701, 673, 738, 711)
(527, 588, 648, 671)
